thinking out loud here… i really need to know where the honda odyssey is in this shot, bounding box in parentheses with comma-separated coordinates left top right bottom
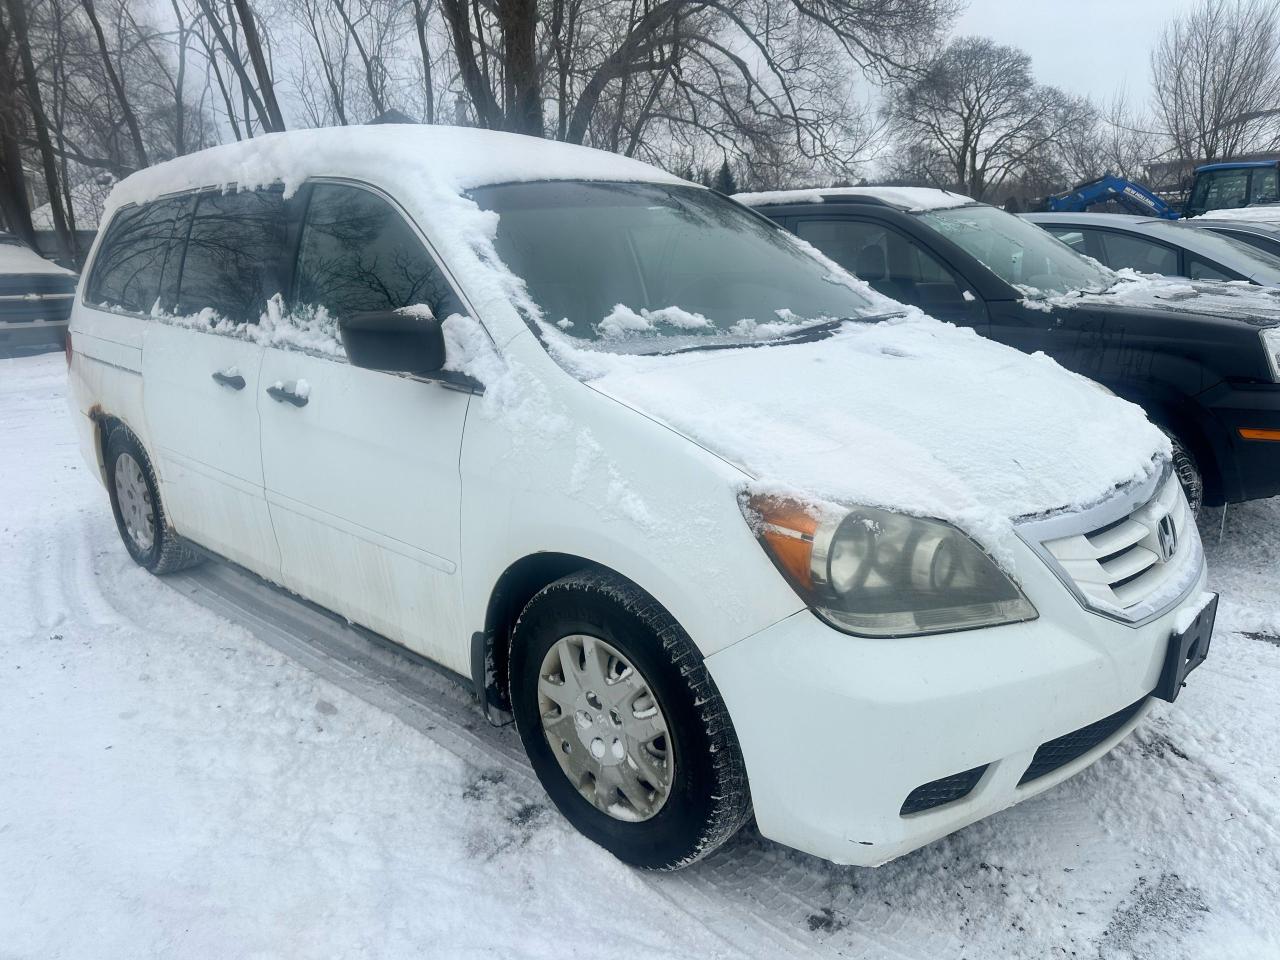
(68, 127, 1215, 870)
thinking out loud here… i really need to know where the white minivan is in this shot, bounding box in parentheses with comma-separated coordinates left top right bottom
(68, 126, 1216, 870)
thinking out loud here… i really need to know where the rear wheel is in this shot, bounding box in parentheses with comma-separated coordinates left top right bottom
(105, 428, 202, 575)
(509, 570, 752, 869)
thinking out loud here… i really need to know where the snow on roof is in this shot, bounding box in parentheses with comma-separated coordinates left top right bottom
(1192, 205, 1280, 224)
(31, 176, 114, 231)
(735, 186, 975, 212)
(101, 126, 693, 353)
(105, 125, 685, 216)
(0, 241, 76, 277)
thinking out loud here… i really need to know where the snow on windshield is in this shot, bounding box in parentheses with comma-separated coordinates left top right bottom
(469, 180, 887, 353)
(918, 204, 1114, 297)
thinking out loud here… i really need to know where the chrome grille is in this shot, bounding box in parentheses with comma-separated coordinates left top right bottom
(1018, 469, 1202, 624)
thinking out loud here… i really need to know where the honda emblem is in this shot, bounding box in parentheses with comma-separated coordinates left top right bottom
(1157, 515, 1178, 562)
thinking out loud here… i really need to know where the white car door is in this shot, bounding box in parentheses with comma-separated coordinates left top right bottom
(257, 182, 471, 672)
(141, 187, 288, 578)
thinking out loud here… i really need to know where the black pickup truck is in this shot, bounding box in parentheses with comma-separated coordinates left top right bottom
(739, 188, 1280, 512)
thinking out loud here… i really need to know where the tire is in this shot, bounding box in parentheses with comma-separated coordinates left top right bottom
(1163, 430, 1204, 516)
(104, 426, 202, 575)
(509, 570, 752, 870)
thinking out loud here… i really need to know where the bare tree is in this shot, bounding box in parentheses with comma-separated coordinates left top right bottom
(0, 1, 36, 242)
(79, 0, 149, 167)
(1151, 0, 1280, 163)
(437, 0, 957, 177)
(4, 0, 74, 252)
(887, 36, 1094, 200)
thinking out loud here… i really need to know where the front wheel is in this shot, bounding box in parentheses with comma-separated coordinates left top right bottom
(1164, 430, 1204, 516)
(509, 570, 752, 869)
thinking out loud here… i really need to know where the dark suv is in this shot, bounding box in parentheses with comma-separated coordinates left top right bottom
(740, 188, 1280, 511)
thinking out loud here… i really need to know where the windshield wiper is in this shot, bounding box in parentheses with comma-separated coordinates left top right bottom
(659, 312, 903, 356)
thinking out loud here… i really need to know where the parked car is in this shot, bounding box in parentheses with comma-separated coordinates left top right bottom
(69, 128, 1214, 871)
(1022, 212, 1280, 284)
(0, 230, 77, 356)
(740, 187, 1280, 513)
(1187, 218, 1280, 260)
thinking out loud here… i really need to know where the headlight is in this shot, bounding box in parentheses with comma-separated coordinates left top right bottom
(742, 494, 1037, 637)
(1262, 327, 1280, 382)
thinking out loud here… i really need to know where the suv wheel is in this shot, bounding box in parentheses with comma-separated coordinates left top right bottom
(1164, 430, 1204, 515)
(105, 427, 202, 574)
(509, 570, 752, 869)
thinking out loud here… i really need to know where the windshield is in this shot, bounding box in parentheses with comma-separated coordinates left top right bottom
(917, 204, 1115, 298)
(1149, 221, 1280, 280)
(469, 180, 879, 352)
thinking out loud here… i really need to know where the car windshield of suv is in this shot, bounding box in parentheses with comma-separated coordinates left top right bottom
(469, 180, 881, 353)
(917, 204, 1116, 298)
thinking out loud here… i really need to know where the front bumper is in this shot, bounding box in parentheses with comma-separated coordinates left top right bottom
(705, 561, 1209, 867)
(1201, 380, 1280, 502)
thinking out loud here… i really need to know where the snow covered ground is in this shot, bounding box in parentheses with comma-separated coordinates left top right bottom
(3, 350, 1279, 959)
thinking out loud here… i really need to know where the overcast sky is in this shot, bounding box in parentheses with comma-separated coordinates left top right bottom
(953, 0, 1201, 104)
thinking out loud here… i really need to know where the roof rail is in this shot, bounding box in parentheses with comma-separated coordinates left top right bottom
(818, 194, 895, 206)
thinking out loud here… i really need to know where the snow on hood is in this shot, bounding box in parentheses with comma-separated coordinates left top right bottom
(0, 243, 75, 278)
(1027, 269, 1280, 327)
(548, 313, 1168, 563)
(734, 186, 974, 212)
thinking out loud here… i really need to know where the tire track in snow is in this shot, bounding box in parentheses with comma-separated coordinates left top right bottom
(167, 560, 961, 960)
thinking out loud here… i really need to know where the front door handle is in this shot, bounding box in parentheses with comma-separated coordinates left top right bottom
(211, 368, 246, 390)
(266, 381, 309, 407)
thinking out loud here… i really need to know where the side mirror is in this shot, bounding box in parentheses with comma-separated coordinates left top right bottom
(339, 308, 445, 375)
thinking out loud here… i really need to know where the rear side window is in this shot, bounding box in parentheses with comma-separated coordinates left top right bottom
(1097, 232, 1178, 276)
(85, 197, 187, 313)
(1251, 168, 1279, 206)
(294, 184, 461, 321)
(1043, 227, 1088, 254)
(1187, 257, 1234, 281)
(177, 187, 287, 324)
(796, 218, 961, 304)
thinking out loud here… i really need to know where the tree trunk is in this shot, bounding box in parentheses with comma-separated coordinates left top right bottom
(230, 0, 285, 131)
(411, 0, 435, 124)
(80, 0, 148, 168)
(498, 0, 542, 135)
(0, 4, 35, 244)
(3, 0, 72, 255)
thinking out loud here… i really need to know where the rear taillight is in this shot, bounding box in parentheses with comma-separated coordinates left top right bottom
(64, 331, 73, 368)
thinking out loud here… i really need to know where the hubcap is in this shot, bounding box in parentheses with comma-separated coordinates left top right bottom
(536, 634, 675, 822)
(114, 453, 155, 553)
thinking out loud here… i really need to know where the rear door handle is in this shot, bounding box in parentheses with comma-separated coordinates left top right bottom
(211, 369, 246, 390)
(266, 381, 309, 407)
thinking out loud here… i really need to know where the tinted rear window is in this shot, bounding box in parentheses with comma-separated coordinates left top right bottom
(85, 197, 188, 313)
(176, 188, 287, 323)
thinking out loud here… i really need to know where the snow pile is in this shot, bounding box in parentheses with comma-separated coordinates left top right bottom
(1026, 269, 1280, 326)
(596, 304, 712, 339)
(0, 241, 76, 277)
(549, 312, 1168, 564)
(145, 295, 348, 358)
(735, 186, 974, 212)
